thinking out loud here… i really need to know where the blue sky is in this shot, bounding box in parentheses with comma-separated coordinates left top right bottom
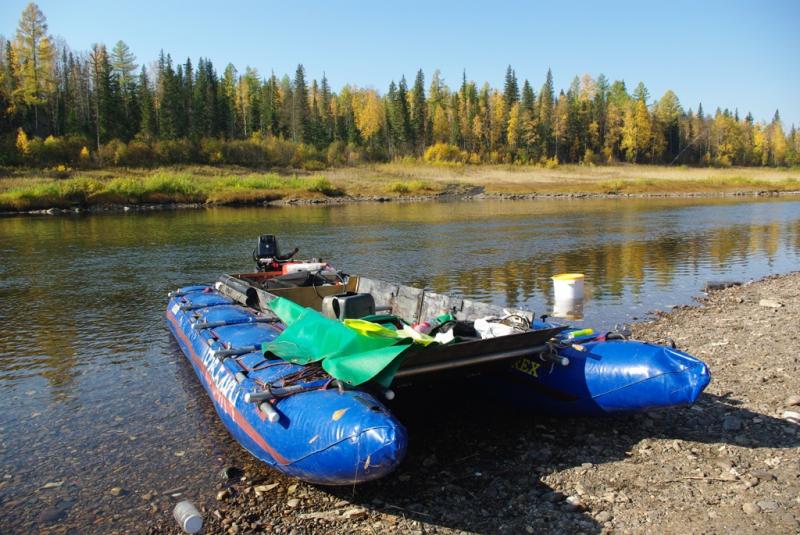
(2, 0, 798, 126)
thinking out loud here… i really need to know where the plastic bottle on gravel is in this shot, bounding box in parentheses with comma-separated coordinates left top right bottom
(173, 500, 203, 533)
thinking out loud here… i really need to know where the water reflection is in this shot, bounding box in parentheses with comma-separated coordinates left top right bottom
(0, 197, 798, 532)
(553, 298, 584, 320)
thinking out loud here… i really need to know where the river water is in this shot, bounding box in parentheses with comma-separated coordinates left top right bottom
(0, 197, 798, 532)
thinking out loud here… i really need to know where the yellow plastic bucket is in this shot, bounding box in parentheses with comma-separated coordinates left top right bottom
(552, 273, 584, 300)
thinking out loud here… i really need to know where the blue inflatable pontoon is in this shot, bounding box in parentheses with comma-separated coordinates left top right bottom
(166, 286, 407, 485)
(166, 269, 710, 484)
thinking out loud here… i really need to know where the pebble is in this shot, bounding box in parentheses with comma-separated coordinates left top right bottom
(110, 487, 124, 497)
(722, 415, 742, 431)
(751, 470, 775, 481)
(41, 481, 64, 489)
(758, 298, 783, 308)
(36, 506, 66, 525)
(786, 395, 800, 407)
(287, 498, 300, 508)
(595, 511, 613, 523)
(757, 500, 779, 512)
(714, 458, 733, 471)
(253, 483, 279, 493)
(781, 411, 800, 424)
(742, 502, 761, 515)
(216, 489, 231, 501)
(341, 507, 368, 520)
(564, 495, 583, 511)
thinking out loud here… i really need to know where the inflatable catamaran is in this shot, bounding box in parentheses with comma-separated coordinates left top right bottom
(166, 236, 710, 485)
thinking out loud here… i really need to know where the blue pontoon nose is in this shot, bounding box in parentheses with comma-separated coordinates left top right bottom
(288, 424, 408, 485)
(586, 343, 712, 412)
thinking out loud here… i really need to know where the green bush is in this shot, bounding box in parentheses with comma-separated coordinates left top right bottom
(154, 139, 193, 164)
(326, 140, 347, 166)
(38, 135, 88, 165)
(199, 138, 224, 164)
(291, 144, 322, 168)
(222, 139, 267, 166)
(0, 133, 21, 165)
(264, 137, 296, 167)
(97, 139, 126, 166)
(306, 176, 342, 196)
(120, 141, 155, 167)
(301, 159, 326, 171)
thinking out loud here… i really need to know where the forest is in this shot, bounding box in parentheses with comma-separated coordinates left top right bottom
(1, 2, 798, 170)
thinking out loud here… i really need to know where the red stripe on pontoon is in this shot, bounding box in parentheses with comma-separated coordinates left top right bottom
(167, 311, 290, 465)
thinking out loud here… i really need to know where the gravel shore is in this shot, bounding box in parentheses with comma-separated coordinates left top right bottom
(143, 273, 800, 535)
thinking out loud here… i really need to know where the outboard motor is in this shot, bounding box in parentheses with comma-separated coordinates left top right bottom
(253, 235, 299, 271)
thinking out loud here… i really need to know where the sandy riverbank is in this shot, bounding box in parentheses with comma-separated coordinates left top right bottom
(140, 272, 800, 534)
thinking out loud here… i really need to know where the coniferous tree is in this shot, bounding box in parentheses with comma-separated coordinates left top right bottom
(503, 65, 519, 109)
(291, 64, 309, 143)
(538, 69, 555, 158)
(159, 54, 182, 139)
(260, 72, 280, 137)
(15, 2, 55, 134)
(387, 76, 411, 154)
(138, 66, 156, 139)
(89, 43, 119, 147)
(2, 41, 22, 132)
(410, 69, 426, 154)
(521, 80, 534, 113)
(319, 73, 332, 144)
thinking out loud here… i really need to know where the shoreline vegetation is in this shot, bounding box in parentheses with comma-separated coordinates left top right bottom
(1, 163, 799, 213)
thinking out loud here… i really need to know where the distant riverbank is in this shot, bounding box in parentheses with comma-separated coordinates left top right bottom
(2, 163, 799, 214)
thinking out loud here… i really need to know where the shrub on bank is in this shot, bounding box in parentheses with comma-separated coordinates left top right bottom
(306, 176, 342, 196)
(154, 139, 194, 165)
(222, 139, 267, 166)
(199, 138, 224, 164)
(119, 141, 156, 167)
(423, 143, 468, 164)
(264, 137, 296, 167)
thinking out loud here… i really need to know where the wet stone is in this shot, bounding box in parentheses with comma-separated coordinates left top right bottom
(37, 506, 66, 524)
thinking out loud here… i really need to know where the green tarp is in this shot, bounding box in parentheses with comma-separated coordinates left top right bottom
(262, 297, 413, 387)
